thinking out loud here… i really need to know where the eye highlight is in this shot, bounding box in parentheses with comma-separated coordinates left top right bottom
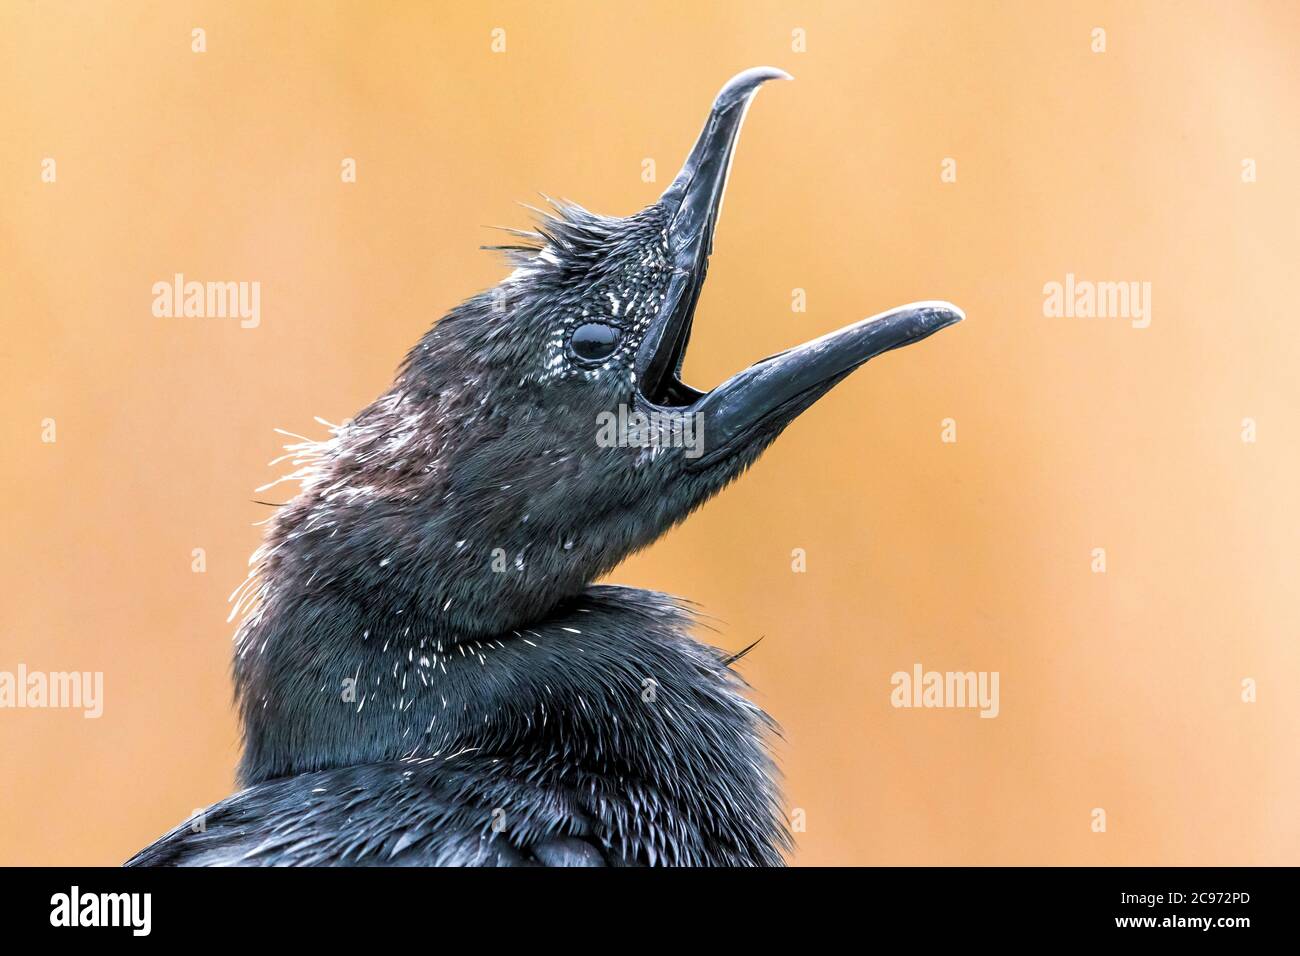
(569, 322, 621, 362)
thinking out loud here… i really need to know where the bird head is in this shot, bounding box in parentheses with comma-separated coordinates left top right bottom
(250, 67, 961, 645)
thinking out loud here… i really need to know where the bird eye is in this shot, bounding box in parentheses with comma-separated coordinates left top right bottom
(569, 322, 621, 362)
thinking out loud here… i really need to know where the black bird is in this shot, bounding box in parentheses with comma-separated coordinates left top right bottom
(128, 67, 961, 866)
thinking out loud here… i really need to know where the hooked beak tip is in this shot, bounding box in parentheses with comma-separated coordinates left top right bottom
(713, 66, 794, 108)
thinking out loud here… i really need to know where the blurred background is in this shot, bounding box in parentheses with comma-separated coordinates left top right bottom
(1, 0, 1297, 865)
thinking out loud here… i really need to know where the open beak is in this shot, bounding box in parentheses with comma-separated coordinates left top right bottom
(634, 67, 963, 464)
(692, 301, 962, 464)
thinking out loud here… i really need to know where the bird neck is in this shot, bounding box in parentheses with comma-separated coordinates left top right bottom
(233, 583, 787, 863)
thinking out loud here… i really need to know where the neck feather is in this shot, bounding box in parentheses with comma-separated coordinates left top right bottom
(233, 583, 787, 863)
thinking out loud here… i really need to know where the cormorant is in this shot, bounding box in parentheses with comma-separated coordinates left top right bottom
(128, 67, 961, 867)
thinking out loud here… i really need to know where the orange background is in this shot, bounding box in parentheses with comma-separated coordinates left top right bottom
(2, 1, 1297, 866)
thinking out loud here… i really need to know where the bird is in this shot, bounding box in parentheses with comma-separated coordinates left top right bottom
(127, 67, 962, 867)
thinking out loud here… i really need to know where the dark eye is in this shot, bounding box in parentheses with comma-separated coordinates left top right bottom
(570, 322, 621, 362)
